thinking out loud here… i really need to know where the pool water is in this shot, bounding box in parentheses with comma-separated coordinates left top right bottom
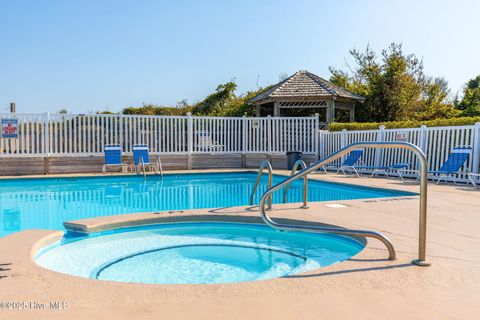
(35, 222, 365, 284)
(0, 172, 414, 237)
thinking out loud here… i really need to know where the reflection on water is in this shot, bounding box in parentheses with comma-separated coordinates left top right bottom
(0, 172, 411, 237)
(2, 209, 20, 232)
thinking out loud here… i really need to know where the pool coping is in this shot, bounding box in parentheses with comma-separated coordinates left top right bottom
(0, 168, 417, 197)
(0, 168, 255, 180)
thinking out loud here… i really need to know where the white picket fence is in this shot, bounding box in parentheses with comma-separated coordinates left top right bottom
(2, 112, 479, 182)
(0, 113, 319, 156)
(319, 123, 480, 182)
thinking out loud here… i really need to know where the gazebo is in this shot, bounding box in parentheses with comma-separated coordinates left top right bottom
(248, 70, 364, 125)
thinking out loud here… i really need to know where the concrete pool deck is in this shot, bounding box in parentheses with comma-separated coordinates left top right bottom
(0, 171, 479, 319)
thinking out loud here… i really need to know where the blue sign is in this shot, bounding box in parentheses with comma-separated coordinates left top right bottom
(1, 119, 18, 138)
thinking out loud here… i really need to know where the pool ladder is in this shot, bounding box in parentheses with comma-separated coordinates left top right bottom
(250, 160, 273, 210)
(250, 159, 310, 210)
(157, 155, 164, 178)
(283, 160, 309, 208)
(139, 157, 147, 179)
(138, 155, 164, 179)
(257, 142, 430, 266)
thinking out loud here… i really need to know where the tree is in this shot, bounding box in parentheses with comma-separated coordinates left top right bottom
(176, 99, 189, 109)
(120, 82, 268, 117)
(190, 82, 238, 116)
(415, 77, 459, 120)
(278, 73, 289, 82)
(456, 75, 480, 116)
(190, 82, 268, 116)
(329, 43, 456, 122)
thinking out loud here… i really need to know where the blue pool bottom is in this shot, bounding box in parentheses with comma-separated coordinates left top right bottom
(0, 172, 415, 238)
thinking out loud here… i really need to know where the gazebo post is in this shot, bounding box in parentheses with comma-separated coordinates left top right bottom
(273, 102, 280, 117)
(326, 100, 335, 123)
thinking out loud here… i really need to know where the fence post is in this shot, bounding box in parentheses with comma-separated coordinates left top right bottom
(45, 112, 50, 156)
(44, 112, 51, 174)
(419, 125, 427, 152)
(472, 122, 480, 174)
(417, 125, 428, 170)
(187, 113, 193, 170)
(340, 129, 347, 149)
(339, 129, 347, 162)
(374, 125, 385, 167)
(314, 113, 319, 160)
(119, 113, 123, 151)
(318, 130, 324, 160)
(242, 115, 247, 168)
(267, 115, 272, 155)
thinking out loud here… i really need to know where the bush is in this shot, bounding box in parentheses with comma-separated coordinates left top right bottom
(119, 83, 268, 117)
(122, 104, 192, 116)
(328, 116, 480, 131)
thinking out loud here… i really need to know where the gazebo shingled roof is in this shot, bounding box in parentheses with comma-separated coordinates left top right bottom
(248, 70, 364, 124)
(249, 70, 364, 103)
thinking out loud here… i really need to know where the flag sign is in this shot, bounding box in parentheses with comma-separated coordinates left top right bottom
(395, 132, 409, 142)
(1, 119, 18, 139)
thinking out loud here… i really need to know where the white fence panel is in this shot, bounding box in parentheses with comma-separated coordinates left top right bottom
(192, 116, 243, 154)
(245, 117, 317, 154)
(0, 113, 49, 155)
(319, 123, 480, 183)
(0, 113, 317, 157)
(122, 115, 188, 154)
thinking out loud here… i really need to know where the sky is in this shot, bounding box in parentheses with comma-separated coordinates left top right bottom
(1, 0, 479, 113)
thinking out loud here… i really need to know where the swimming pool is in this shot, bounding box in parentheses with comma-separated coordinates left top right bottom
(0, 172, 414, 237)
(35, 222, 365, 284)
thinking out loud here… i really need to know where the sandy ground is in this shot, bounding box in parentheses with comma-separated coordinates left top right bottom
(0, 171, 479, 320)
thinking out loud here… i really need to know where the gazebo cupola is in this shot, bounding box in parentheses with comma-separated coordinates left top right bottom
(248, 70, 364, 124)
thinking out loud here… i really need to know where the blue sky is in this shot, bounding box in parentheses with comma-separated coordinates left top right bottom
(1, 0, 479, 113)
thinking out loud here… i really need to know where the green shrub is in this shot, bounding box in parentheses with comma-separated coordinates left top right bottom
(329, 116, 480, 131)
(122, 105, 192, 116)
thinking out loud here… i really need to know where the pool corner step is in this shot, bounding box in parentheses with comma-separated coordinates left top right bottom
(62, 211, 266, 235)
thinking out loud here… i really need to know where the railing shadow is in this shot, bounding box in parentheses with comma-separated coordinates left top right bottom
(284, 261, 413, 279)
(208, 205, 301, 214)
(455, 186, 479, 192)
(0, 263, 11, 279)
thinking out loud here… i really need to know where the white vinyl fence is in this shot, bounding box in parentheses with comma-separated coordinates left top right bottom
(319, 123, 480, 182)
(0, 113, 319, 156)
(2, 112, 479, 182)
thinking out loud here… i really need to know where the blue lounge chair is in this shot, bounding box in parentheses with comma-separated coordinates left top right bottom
(132, 145, 162, 174)
(102, 145, 128, 173)
(399, 147, 472, 184)
(354, 163, 410, 178)
(327, 149, 364, 177)
(468, 173, 480, 188)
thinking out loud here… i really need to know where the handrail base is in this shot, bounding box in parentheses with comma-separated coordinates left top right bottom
(412, 259, 431, 266)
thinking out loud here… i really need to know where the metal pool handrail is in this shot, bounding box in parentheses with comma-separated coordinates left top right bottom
(283, 160, 309, 208)
(157, 155, 164, 178)
(250, 160, 273, 210)
(139, 157, 147, 179)
(259, 142, 430, 266)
